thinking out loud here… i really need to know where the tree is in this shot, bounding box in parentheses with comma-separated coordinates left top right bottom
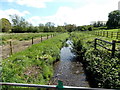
(56, 26, 66, 32)
(76, 25, 93, 31)
(1, 18, 11, 32)
(27, 23, 34, 32)
(44, 22, 55, 32)
(92, 21, 105, 27)
(45, 22, 55, 27)
(9, 14, 29, 32)
(38, 23, 44, 32)
(65, 24, 76, 32)
(107, 10, 120, 29)
(88, 27, 92, 31)
(76, 25, 87, 31)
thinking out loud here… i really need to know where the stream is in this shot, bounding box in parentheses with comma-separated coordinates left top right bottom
(50, 40, 90, 87)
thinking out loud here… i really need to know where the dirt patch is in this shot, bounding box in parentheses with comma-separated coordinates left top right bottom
(24, 66, 41, 77)
(23, 65, 42, 82)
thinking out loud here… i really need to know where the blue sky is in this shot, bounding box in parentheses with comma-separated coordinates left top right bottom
(0, 0, 120, 26)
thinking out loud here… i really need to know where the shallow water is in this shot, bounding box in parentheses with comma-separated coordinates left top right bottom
(51, 40, 89, 87)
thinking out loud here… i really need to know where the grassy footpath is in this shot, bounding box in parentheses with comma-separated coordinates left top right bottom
(2, 33, 69, 85)
(70, 32, 120, 89)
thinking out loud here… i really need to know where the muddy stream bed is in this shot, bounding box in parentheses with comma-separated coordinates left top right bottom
(50, 40, 90, 87)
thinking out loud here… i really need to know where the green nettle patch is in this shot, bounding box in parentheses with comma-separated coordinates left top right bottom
(70, 32, 120, 89)
(2, 33, 69, 85)
(85, 49, 120, 88)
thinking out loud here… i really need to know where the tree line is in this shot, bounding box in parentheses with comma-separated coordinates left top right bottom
(1, 14, 93, 33)
(1, 10, 120, 33)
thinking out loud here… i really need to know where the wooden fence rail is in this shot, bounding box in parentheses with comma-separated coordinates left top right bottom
(94, 38, 120, 57)
(95, 31, 120, 39)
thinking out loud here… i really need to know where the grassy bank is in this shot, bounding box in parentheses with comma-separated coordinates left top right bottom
(2, 33, 69, 85)
(70, 32, 120, 89)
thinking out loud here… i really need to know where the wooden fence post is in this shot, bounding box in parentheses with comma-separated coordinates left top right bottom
(103, 31, 105, 37)
(41, 36, 42, 42)
(111, 32, 113, 38)
(101, 31, 102, 36)
(111, 40, 116, 57)
(10, 41, 13, 55)
(47, 34, 48, 39)
(32, 37, 33, 44)
(106, 31, 108, 37)
(113, 32, 115, 38)
(94, 38, 97, 49)
(116, 32, 119, 39)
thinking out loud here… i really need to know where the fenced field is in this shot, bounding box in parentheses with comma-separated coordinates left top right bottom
(1, 33, 54, 45)
(95, 31, 120, 39)
(1, 33, 56, 59)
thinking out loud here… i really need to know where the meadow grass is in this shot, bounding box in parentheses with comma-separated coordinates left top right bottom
(2, 33, 69, 85)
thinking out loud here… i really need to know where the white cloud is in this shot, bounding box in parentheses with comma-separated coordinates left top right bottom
(6, 0, 14, 2)
(28, 16, 41, 25)
(5, 0, 53, 8)
(23, 11, 30, 15)
(28, 0, 119, 26)
(5, 9, 30, 16)
(0, 9, 30, 20)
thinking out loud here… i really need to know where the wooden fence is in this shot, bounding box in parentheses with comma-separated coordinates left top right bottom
(95, 31, 120, 39)
(2, 34, 56, 59)
(94, 38, 120, 57)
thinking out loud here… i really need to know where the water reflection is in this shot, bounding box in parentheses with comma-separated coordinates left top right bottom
(51, 40, 89, 87)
